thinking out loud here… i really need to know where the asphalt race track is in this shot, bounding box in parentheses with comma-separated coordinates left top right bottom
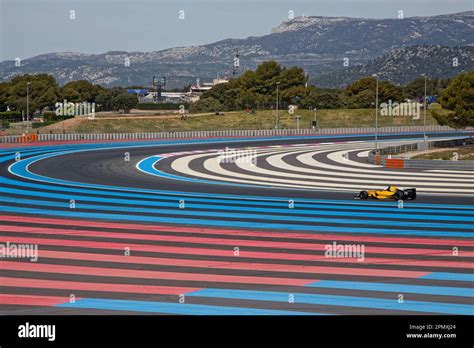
(0, 132, 473, 315)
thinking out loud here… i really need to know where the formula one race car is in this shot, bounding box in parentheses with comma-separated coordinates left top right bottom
(354, 186, 416, 201)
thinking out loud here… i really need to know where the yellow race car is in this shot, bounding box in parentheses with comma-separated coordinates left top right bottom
(354, 186, 416, 200)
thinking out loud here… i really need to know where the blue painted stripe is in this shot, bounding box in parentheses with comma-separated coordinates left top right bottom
(1, 196, 472, 232)
(1, 186, 472, 223)
(57, 298, 317, 315)
(2, 175, 473, 216)
(187, 288, 474, 315)
(420, 272, 474, 282)
(306, 280, 474, 297)
(0, 148, 79, 163)
(0, 204, 472, 237)
(6, 168, 474, 214)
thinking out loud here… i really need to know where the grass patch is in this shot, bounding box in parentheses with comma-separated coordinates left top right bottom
(72, 107, 440, 134)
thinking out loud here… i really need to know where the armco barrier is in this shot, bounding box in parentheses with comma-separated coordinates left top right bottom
(368, 137, 474, 170)
(0, 125, 472, 144)
(379, 137, 474, 156)
(404, 159, 474, 170)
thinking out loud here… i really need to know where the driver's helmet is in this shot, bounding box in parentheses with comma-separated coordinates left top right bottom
(387, 186, 397, 192)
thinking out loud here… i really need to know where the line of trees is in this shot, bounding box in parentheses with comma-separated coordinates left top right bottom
(1, 62, 472, 128)
(190, 61, 472, 127)
(191, 61, 455, 112)
(0, 75, 138, 116)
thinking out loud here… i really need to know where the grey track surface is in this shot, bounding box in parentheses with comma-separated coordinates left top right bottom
(27, 133, 473, 204)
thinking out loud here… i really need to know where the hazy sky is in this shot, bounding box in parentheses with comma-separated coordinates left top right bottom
(0, 0, 472, 61)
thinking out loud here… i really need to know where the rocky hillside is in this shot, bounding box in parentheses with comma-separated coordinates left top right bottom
(316, 45, 474, 87)
(1, 11, 472, 88)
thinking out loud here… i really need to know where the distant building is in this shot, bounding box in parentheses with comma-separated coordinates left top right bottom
(138, 91, 189, 104)
(131, 76, 229, 104)
(127, 89, 148, 97)
(190, 77, 229, 95)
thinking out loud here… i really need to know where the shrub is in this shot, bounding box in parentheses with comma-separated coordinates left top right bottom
(42, 111, 74, 122)
(189, 98, 223, 113)
(0, 111, 22, 122)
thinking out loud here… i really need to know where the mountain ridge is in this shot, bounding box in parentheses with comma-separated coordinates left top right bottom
(1, 11, 473, 88)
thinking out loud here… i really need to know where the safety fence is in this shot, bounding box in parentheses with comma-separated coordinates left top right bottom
(378, 137, 474, 156)
(368, 137, 474, 170)
(1, 125, 471, 144)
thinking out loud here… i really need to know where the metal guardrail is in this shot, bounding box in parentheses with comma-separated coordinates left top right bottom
(368, 137, 474, 170)
(403, 159, 474, 170)
(378, 137, 474, 156)
(1, 125, 471, 144)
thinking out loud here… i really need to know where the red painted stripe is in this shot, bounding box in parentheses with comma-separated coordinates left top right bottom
(0, 261, 317, 285)
(37, 249, 471, 271)
(2, 225, 470, 257)
(1, 214, 471, 247)
(0, 276, 199, 295)
(0, 294, 71, 306)
(0, 236, 462, 268)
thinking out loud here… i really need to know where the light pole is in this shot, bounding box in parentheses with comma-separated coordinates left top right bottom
(312, 107, 318, 129)
(372, 74, 379, 151)
(26, 82, 31, 122)
(275, 82, 280, 129)
(422, 74, 427, 141)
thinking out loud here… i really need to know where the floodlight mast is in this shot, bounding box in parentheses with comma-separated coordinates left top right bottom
(153, 76, 166, 102)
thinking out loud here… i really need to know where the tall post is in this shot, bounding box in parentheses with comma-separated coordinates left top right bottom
(275, 82, 280, 129)
(314, 107, 317, 129)
(423, 74, 427, 141)
(26, 82, 30, 122)
(372, 74, 379, 151)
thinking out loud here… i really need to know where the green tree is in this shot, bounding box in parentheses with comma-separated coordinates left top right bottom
(404, 77, 446, 99)
(237, 89, 258, 109)
(58, 87, 81, 103)
(279, 67, 307, 90)
(95, 88, 113, 111)
(5, 74, 59, 114)
(0, 82, 8, 111)
(253, 61, 283, 95)
(433, 71, 474, 128)
(60, 80, 106, 102)
(346, 76, 404, 108)
(255, 61, 282, 82)
(301, 87, 342, 109)
(280, 85, 309, 106)
(111, 93, 138, 113)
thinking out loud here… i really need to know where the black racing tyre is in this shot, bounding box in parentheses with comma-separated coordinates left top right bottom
(394, 190, 405, 200)
(359, 191, 369, 199)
